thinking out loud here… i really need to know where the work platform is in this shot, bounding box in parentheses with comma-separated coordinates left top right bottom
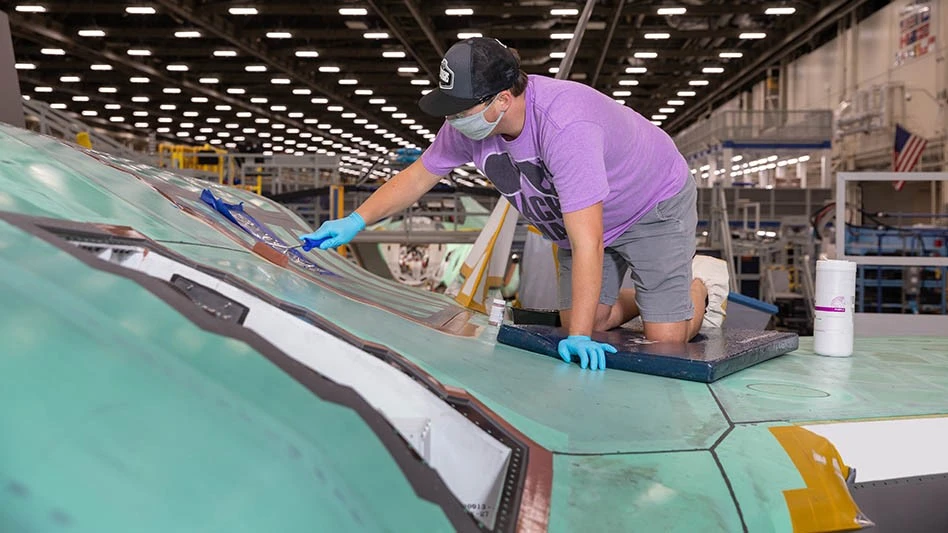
(674, 109, 834, 188)
(2, 124, 948, 532)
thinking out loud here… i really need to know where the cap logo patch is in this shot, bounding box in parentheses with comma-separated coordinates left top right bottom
(439, 58, 454, 90)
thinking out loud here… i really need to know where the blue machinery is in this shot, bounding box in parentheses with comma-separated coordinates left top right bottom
(836, 172, 948, 315)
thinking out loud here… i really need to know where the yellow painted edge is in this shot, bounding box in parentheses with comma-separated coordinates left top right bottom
(455, 203, 511, 312)
(769, 426, 868, 533)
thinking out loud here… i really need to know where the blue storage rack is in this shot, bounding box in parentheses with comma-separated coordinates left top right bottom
(845, 226, 948, 314)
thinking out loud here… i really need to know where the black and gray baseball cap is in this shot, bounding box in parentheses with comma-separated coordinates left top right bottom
(418, 37, 521, 117)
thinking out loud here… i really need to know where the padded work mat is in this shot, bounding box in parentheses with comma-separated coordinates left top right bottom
(496, 324, 799, 382)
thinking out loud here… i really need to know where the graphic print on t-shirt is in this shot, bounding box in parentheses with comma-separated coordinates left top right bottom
(483, 152, 567, 241)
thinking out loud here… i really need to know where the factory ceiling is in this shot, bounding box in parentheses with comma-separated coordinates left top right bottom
(4, 0, 883, 159)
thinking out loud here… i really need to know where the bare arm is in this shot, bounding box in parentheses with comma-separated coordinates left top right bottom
(353, 159, 444, 225)
(562, 202, 605, 337)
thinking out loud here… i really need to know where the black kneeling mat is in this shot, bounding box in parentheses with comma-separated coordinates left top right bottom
(496, 324, 799, 382)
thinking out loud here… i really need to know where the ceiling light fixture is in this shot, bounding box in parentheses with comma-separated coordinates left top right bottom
(765, 7, 796, 15)
(78, 29, 105, 37)
(445, 8, 473, 15)
(382, 51, 406, 58)
(739, 32, 766, 39)
(296, 50, 319, 58)
(125, 6, 156, 15)
(214, 49, 238, 57)
(266, 31, 292, 39)
(339, 7, 367, 15)
(228, 7, 258, 15)
(457, 32, 482, 39)
(363, 32, 389, 39)
(657, 7, 687, 15)
(175, 30, 201, 38)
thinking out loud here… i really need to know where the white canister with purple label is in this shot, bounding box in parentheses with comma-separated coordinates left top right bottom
(813, 259, 857, 357)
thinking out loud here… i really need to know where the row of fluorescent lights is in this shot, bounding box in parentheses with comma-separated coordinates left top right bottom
(40, 13, 432, 138)
(24, 51, 431, 150)
(16, 4, 794, 16)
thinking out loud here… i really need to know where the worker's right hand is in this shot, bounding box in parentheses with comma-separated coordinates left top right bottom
(299, 212, 366, 250)
(557, 335, 617, 371)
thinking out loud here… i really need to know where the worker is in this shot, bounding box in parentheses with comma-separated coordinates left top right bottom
(299, 37, 730, 371)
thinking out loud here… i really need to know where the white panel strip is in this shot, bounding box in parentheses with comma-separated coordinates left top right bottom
(74, 242, 512, 529)
(804, 417, 948, 482)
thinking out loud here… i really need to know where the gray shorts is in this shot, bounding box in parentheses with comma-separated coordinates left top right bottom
(557, 176, 697, 323)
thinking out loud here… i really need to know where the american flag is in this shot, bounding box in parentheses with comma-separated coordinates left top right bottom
(892, 123, 927, 191)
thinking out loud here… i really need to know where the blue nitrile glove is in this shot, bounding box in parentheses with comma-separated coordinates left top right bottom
(299, 212, 365, 250)
(557, 335, 617, 371)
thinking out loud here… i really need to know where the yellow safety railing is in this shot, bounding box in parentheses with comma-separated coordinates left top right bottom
(157, 143, 228, 185)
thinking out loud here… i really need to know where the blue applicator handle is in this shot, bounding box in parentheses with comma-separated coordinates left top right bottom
(300, 236, 330, 251)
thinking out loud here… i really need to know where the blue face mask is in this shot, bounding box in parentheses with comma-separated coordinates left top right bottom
(448, 95, 506, 140)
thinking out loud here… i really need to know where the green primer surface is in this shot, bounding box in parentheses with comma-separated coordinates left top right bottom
(0, 221, 454, 533)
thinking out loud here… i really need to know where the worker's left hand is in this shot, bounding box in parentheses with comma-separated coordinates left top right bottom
(557, 335, 617, 371)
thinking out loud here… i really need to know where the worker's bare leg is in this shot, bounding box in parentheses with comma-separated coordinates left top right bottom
(560, 279, 708, 343)
(559, 287, 638, 332)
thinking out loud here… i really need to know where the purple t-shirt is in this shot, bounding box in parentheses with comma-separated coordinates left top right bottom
(421, 74, 689, 249)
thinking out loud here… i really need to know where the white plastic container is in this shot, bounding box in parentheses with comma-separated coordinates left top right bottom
(813, 259, 857, 357)
(488, 298, 507, 326)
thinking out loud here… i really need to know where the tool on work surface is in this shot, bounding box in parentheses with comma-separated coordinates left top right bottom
(280, 236, 329, 254)
(252, 236, 329, 267)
